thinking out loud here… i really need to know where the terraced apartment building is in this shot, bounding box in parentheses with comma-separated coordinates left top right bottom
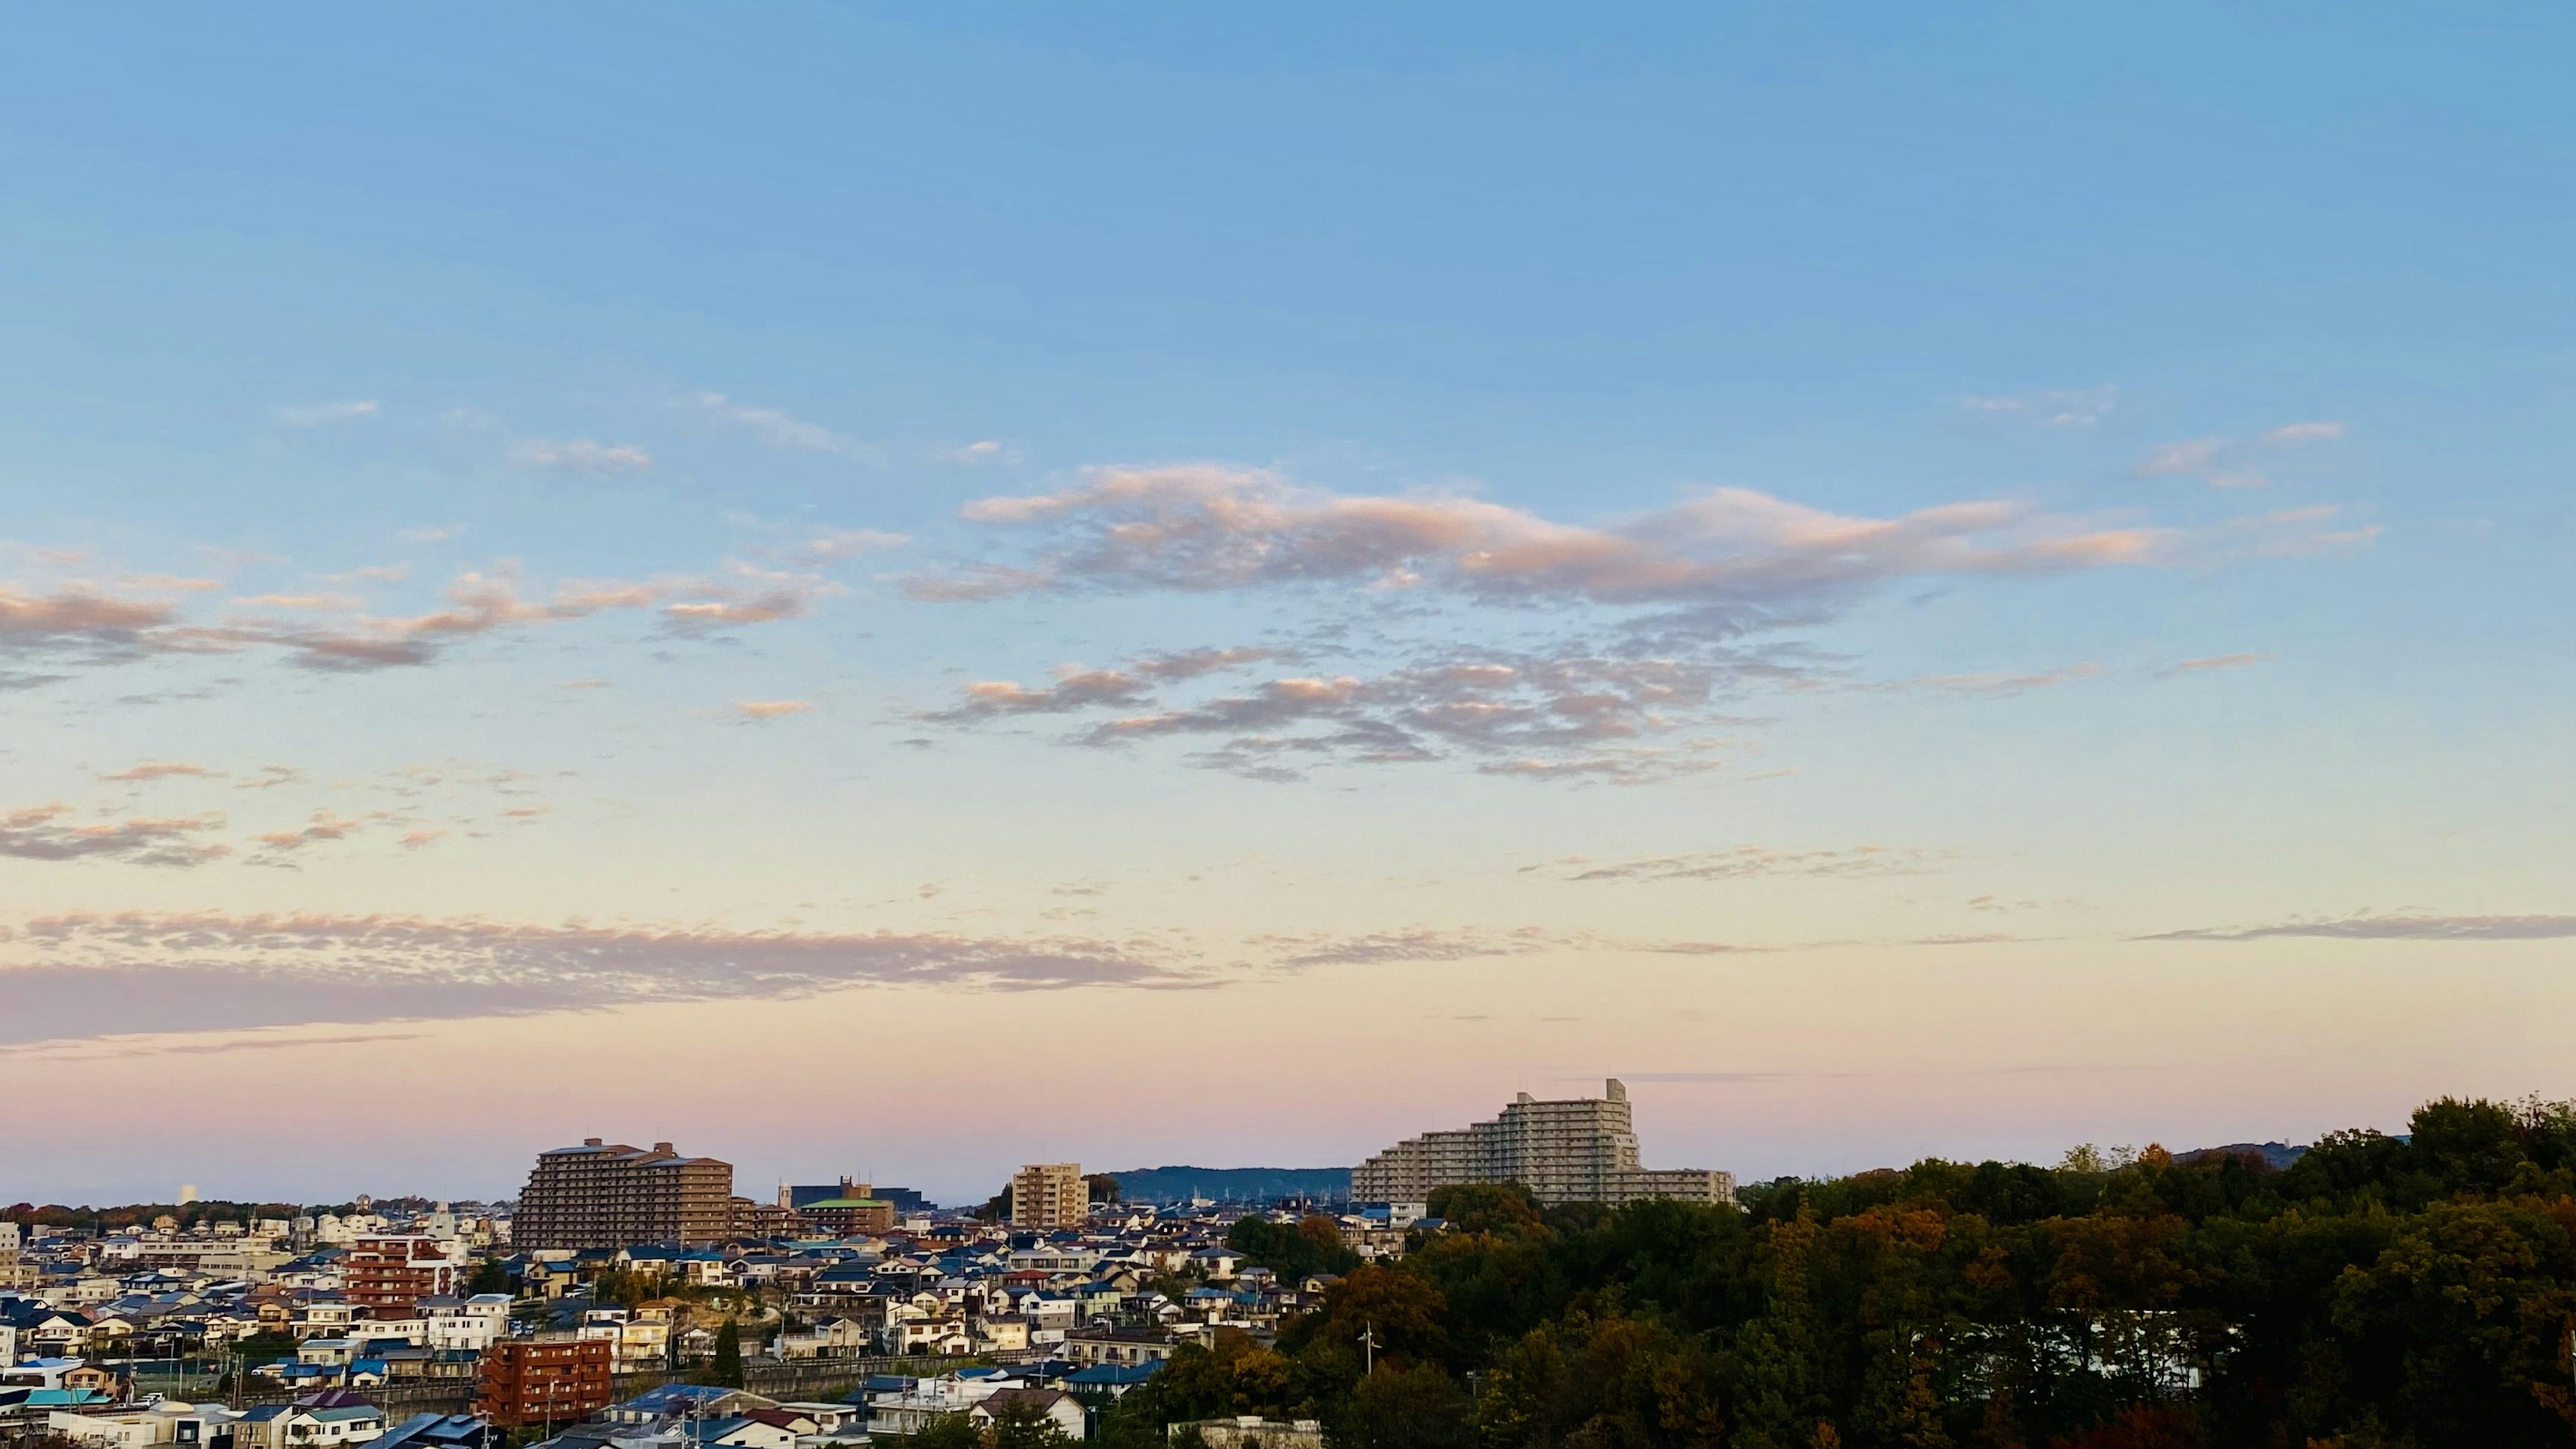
(513, 1138, 733, 1249)
(1352, 1079, 1733, 1207)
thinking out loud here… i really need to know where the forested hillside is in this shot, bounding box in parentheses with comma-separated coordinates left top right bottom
(1099, 1095, 2576, 1448)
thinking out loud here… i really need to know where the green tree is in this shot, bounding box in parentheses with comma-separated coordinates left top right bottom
(466, 1259, 511, 1296)
(704, 1320, 744, 1389)
(1338, 1362, 1473, 1449)
(908, 1413, 981, 1449)
(983, 1397, 1079, 1447)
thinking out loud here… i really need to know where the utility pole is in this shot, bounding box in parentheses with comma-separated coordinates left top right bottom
(1358, 1322, 1377, 1377)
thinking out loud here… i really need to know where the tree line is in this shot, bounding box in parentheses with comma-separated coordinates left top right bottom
(1075, 1095, 2576, 1448)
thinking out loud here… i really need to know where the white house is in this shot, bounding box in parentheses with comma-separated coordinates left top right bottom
(967, 1389, 1085, 1442)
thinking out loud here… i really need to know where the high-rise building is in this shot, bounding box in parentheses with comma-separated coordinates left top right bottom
(1010, 1163, 1087, 1229)
(1352, 1079, 1733, 1207)
(513, 1138, 733, 1250)
(346, 1234, 468, 1319)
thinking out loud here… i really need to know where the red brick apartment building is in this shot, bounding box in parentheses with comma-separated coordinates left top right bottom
(346, 1235, 466, 1319)
(475, 1338, 613, 1429)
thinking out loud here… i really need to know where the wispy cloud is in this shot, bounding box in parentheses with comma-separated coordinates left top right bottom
(2135, 421, 2345, 489)
(0, 911, 1203, 1048)
(232, 593, 365, 610)
(275, 400, 380, 427)
(690, 392, 877, 460)
(252, 809, 366, 855)
(1954, 385, 2118, 427)
(907, 466, 2179, 610)
(1252, 926, 1568, 969)
(1528, 845, 1950, 883)
(0, 586, 176, 655)
(2139, 912, 2576, 943)
(2, 1028, 431, 1064)
(929, 647, 1279, 721)
(1877, 662, 2104, 697)
(2159, 652, 2272, 676)
(513, 439, 653, 474)
(100, 761, 225, 783)
(944, 440, 1020, 464)
(2261, 421, 2345, 445)
(780, 527, 910, 564)
(0, 804, 229, 867)
(734, 700, 816, 720)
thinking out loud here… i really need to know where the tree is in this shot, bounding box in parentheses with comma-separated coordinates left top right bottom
(704, 1320, 744, 1389)
(1338, 1362, 1473, 1449)
(908, 1414, 981, 1449)
(1226, 1214, 1360, 1280)
(1085, 1173, 1124, 1205)
(983, 1398, 1079, 1448)
(466, 1260, 511, 1296)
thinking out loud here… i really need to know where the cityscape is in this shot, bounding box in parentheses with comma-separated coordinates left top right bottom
(2, 1081, 1725, 1446)
(2, 4, 2568, 1446)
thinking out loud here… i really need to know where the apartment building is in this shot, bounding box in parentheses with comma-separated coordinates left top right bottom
(513, 1139, 733, 1250)
(800, 1185, 897, 1237)
(1009, 1163, 1087, 1230)
(345, 1236, 467, 1320)
(1352, 1079, 1734, 1207)
(474, 1337, 614, 1429)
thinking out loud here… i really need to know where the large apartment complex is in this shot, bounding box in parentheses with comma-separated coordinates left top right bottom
(1010, 1163, 1087, 1230)
(1352, 1079, 1733, 1207)
(514, 1139, 733, 1249)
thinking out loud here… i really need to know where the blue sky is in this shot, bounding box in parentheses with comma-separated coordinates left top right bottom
(0, 3, 2568, 1205)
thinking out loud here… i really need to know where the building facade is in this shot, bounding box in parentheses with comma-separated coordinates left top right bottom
(1009, 1163, 1086, 1230)
(345, 1236, 467, 1320)
(801, 1190, 897, 1236)
(474, 1337, 614, 1429)
(1352, 1079, 1733, 1207)
(514, 1139, 733, 1250)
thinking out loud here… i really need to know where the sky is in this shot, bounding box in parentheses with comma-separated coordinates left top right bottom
(1, 2, 2569, 1209)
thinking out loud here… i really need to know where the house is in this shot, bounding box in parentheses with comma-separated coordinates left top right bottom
(1062, 1362, 1161, 1400)
(970, 1316, 1029, 1353)
(292, 1302, 359, 1340)
(601, 1385, 775, 1426)
(1064, 1326, 1176, 1367)
(233, 1402, 389, 1449)
(1, 1303, 96, 1356)
(423, 1297, 510, 1353)
(967, 1389, 1084, 1441)
(42, 1402, 239, 1449)
(774, 1318, 871, 1360)
(370, 1413, 496, 1449)
(63, 1362, 130, 1396)
(679, 1417, 796, 1449)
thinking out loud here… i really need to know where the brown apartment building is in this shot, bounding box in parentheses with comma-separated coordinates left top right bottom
(515, 1138, 733, 1250)
(346, 1235, 466, 1319)
(476, 1337, 613, 1429)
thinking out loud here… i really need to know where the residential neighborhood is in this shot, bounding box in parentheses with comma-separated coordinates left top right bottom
(3, 1142, 1434, 1446)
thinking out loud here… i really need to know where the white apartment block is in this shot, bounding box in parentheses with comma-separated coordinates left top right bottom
(1352, 1079, 1734, 1207)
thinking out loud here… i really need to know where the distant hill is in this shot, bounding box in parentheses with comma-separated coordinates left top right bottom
(1110, 1165, 1353, 1203)
(2176, 1141, 2309, 1170)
